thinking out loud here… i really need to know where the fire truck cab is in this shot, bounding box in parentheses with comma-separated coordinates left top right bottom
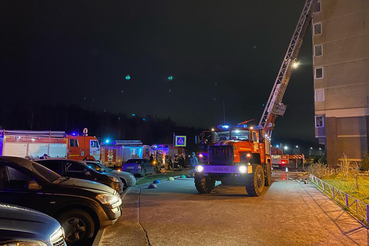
(195, 124, 272, 196)
(67, 135, 100, 161)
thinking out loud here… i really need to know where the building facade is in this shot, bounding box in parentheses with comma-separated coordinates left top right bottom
(313, 0, 369, 165)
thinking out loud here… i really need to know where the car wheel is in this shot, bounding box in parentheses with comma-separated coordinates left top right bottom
(57, 209, 95, 245)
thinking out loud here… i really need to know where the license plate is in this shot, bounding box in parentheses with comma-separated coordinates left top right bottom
(213, 167, 228, 171)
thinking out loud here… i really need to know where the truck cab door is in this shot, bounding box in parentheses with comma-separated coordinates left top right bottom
(68, 138, 80, 160)
(252, 132, 259, 152)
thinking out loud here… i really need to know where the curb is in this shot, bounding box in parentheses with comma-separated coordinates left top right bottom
(92, 187, 132, 246)
(92, 228, 105, 246)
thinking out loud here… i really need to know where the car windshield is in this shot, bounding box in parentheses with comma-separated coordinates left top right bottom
(87, 163, 112, 173)
(31, 162, 61, 183)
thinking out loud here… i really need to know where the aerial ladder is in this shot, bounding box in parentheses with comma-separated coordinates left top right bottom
(194, 0, 318, 196)
(259, 0, 318, 137)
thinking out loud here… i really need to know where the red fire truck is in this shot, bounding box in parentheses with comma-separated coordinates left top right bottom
(0, 129, 100, 161)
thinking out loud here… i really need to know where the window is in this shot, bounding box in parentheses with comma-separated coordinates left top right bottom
(315, 116, 324, 128)
(6, 166, 34, 189)
(7, 167, 31, 181)
(69, 139, 79, 147)
(90, 140, 99, 148)
(252, 132, 258, 142)
(315, 89, 325, 102)
(34, 162, 60, 180)
(66, 162, 86, 173)
(231, 130, 250, 141)
(0, 166, 7, 188)
(214, 131, 230, 142)
(314, 23, 322, 35)
(314, 44, 323, 57)
(315, 67, 324, 79)
(314, 1, 321, 13)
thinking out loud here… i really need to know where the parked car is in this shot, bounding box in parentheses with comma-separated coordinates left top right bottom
(85, 161, 136, 188)
(36, 159, 124, 194)
(0, 202, 66, 246)
(123, 159, 155, 177)
(0, 156, 122, 245)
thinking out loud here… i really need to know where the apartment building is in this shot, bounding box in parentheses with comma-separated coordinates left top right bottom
(313, 0, 369, 165)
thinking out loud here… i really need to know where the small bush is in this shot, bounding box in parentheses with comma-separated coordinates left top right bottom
(308, 162, 333, 179)
(361, 151, 369, 171)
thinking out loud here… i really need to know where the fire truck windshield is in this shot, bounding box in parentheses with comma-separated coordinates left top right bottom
(231, 130, 251, 141)
(213, 131, 230, 142)
(213, 129, 251, 142)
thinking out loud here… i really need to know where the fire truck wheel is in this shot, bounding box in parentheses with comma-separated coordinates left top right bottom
(195, 175, 215, 194)
(264, 162, 272, 186)
(245, 164, 265, 197)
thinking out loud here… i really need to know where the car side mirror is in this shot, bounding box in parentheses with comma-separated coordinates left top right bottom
(85, 171, 91, 176)
(26, 181, 42, 191)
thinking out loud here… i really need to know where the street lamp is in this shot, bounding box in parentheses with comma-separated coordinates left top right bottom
(284, 146, 288, 154)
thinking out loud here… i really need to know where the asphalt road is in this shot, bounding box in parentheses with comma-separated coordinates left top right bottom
(100, 172, 369, 246)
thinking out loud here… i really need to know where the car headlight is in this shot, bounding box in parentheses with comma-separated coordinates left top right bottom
(50, 226, 64, 243)
(108, 175, 119, 182)
(195, 165, 204, 172)
(96, 194, 120, 205)
(0, 241, 47, 246)
(239, 166, 247, 173)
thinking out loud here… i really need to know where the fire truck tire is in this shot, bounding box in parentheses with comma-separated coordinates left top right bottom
(195, 175, 215, 194)
(245, 164, 265, 197)
(264, 162, 272, 186)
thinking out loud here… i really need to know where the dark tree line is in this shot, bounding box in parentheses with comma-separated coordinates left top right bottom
(0, 102, 204, 151)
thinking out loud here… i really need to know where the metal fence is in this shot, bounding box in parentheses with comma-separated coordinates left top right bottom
(309, 174, 369, 225)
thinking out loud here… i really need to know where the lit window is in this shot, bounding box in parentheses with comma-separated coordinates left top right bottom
(315, 89, 325, 102)
(314, 1, 321, 13)
(314, 44, 323, 57)
(314, 23, 322, 35)
(315, 116, 324, 128)
(315, 67, 324, 79)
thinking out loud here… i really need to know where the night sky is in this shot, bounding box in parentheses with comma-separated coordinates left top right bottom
(1, 0, 316, 142)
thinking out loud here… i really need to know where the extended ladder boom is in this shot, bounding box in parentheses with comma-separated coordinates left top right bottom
(259, 0, 317, 136)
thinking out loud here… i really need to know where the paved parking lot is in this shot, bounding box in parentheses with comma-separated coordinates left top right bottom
(100, 173, 369, 246)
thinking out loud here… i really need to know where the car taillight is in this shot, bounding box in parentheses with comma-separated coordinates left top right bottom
(138, 165, 141, 169)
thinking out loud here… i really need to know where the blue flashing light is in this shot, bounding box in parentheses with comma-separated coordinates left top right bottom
(125, 75, 131, 80)
(276, 144, 279, 148)
(217, 124, 230, 129)
(105, 139, 110, 144)
(168, 76, 173, 81)
(236, 124, 248, 128)
(143, 118, 146, 121)
(132, 113, 136, 117)
(72, 132, 77, 136)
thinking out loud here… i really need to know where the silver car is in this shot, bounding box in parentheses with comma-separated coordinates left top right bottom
(85, 161, 136, 188)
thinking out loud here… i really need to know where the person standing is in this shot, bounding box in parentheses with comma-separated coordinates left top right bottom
(190, 152, 198, 177)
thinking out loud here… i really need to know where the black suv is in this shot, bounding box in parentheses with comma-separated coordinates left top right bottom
(36, 159, 124, 194)
(0, 156, 122, 245)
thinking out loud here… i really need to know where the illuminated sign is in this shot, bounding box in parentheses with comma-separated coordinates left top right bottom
(175, 136, 186, 147)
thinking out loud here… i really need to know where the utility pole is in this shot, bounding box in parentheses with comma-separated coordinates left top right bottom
(223, 99, 226, 124)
